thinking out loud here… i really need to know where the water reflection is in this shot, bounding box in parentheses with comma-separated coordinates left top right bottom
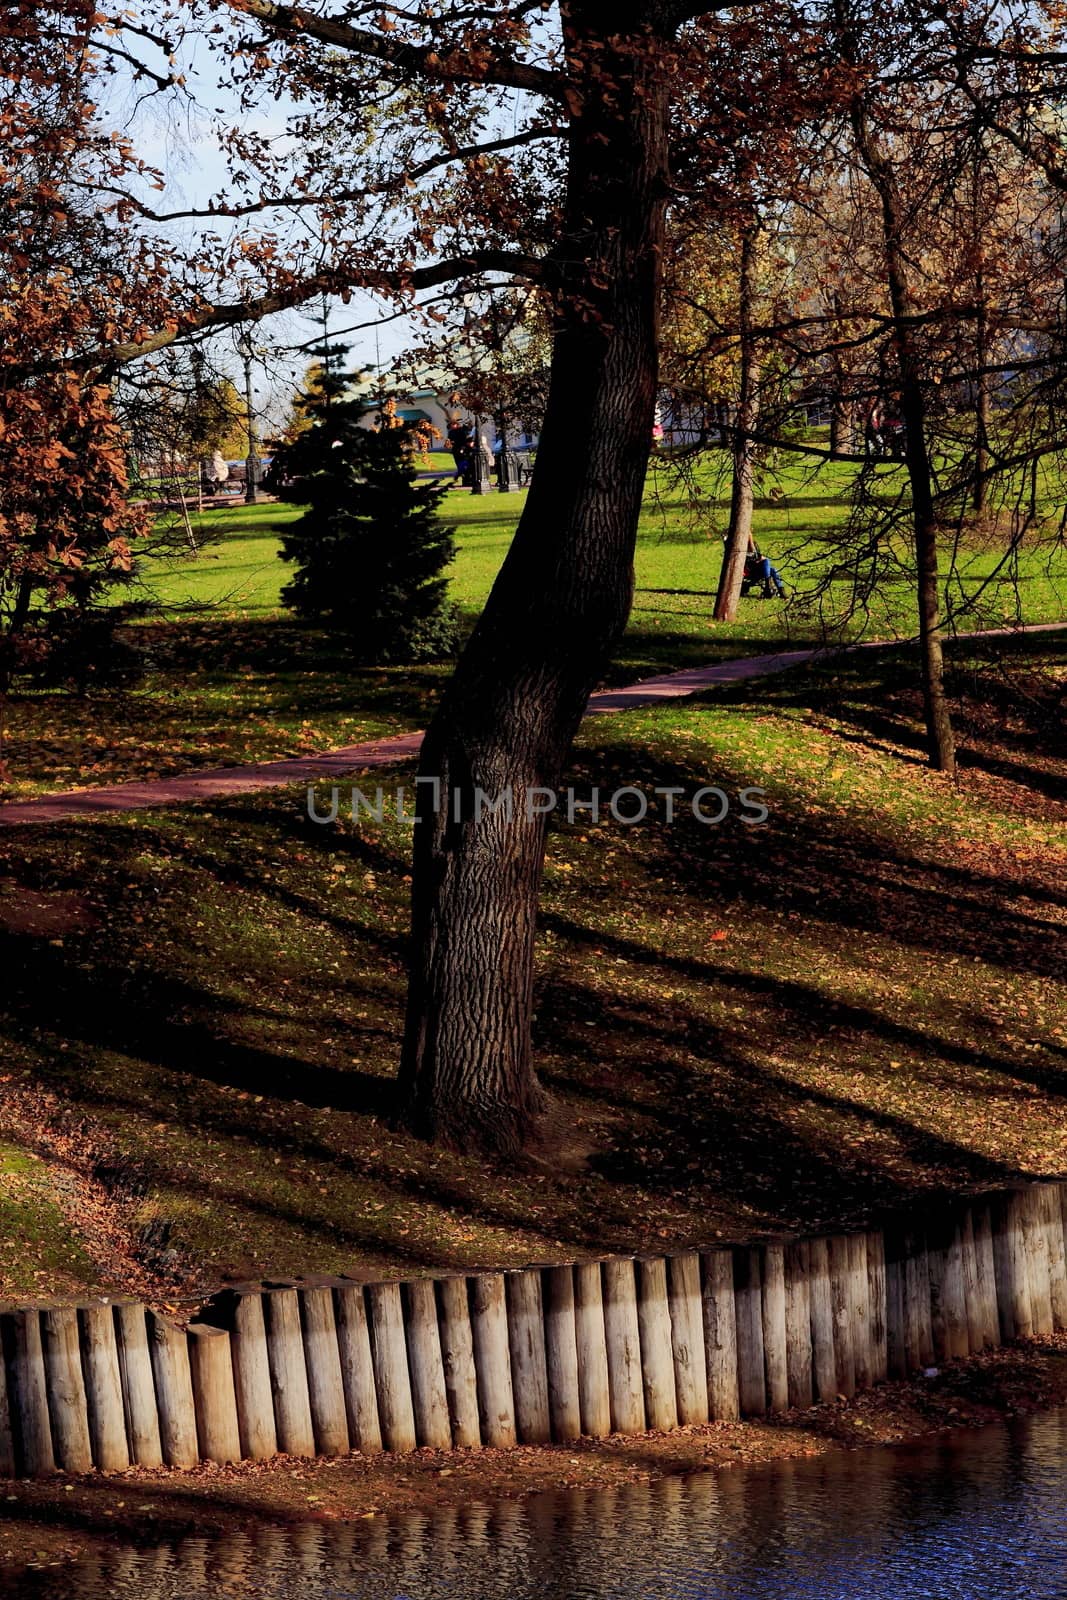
(6, 1409, 1067, 1598)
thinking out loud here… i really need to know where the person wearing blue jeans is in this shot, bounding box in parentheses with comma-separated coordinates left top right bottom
(743, 539, 786, 598)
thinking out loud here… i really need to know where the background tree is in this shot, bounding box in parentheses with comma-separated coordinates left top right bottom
(0, 3, 174, 686)
(270, 392, 457, 663)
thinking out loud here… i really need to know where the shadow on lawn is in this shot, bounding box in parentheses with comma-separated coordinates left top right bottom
(1, 666, 1064, 1271)
(0, 932, 400, 1119)
(724, 631, 1067, 801)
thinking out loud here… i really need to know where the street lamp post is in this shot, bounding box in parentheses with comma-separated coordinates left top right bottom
(237, 331, 260, 504)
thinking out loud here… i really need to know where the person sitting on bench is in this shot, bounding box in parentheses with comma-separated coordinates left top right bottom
(743, 536, 786, 598)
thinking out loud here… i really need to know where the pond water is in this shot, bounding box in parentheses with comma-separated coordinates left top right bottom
(7, 1408, 1067, 1599)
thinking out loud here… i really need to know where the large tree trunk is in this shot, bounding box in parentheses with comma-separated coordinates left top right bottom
(714, 226, 760, 624)
(853, 110, 956, 776)
(398, 11, 675, 1155)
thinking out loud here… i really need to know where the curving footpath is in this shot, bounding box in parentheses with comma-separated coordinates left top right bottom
(0, 622, 1062, 828)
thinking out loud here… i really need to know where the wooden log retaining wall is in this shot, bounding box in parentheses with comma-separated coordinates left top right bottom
(1, 1180, 1065, 1479)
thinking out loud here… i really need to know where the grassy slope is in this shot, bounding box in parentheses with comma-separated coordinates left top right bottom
(3, 455, 1065, 799)
(0, 630, 1063, 1299)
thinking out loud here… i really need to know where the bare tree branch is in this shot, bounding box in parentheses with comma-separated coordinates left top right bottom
(224, 0, 571, 99)
(99, 126, 563, 223)
(53, 251, 547, 374)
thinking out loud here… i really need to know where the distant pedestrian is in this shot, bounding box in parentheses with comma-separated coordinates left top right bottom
(447, 422, 474, 486)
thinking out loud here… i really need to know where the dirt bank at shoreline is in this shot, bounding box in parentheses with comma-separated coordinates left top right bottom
(3, 1340, 1065, 1583)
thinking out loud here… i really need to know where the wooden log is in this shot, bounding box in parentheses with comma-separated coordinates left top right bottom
(902, 1231, 934, 1369)
(80, 1304, 129, 1471)
(883, 1231, 907, 1379)
(927, 1219, 969, 1363)
(701, 1251, 739, 1421)
(760, 1245, 789, 1414)
(469, 1274, 516, 1449)
(228, 1293, 277, 1462)
(42, 1307, 92, 1473)
(436, 1278, 480, 1450)
(299, 1287, 349, 1457)
(8, 1310, 54, 1476)
(783, 1242, 813, 1411)
(367, 1282, 418, 1454)
(1023, 1186, 1054, 1337)
(188, 1324, 241, 1465)
(1038, 1185, 1067, 1331)
(734, 1248, 766, 1416)
(973, 1204, 1001, 1350)
(265, 1289, 316, 1458)
(960, 1211, 985, 1354)
(807, 1237, 837, 1402)
(827, 1235, 855, 1397)
(0, 1336, 15, 1478)
(602, 1259, 646, 1433)
(953, 1216, 979, 1356)
(544, 1267, 582, 1442)
(335, 1285, 383, 1455)
(115, 1304, 163, 1468)
(865, 1231, 888, 1383)
(667, 1252, 708, 1425)
(992, 1192, 1033, 1341)
(148, 1311, 198, 1469)
(959, 1210, 981, 1352)
(403, 1280, 451, 1450)
(573, 1262, 612, 1438)
(847, 1233, 873, 1390)
(505, 1270, 551, 1445)
(926, 1223, 949, 1362)
(636, 1258, 678, 1432)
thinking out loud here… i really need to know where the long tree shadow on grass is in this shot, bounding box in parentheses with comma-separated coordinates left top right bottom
(716, 631, 1067, 800)
(0, 932, 402, 1119)
(2, 697, 1065, 1276)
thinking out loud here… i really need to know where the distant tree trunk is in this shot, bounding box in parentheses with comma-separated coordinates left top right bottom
(714, 225, 760, 623)
(9, 574, 33, 639)
(829, 394, 853, 458)
(399, 15, 675, 1155)
(973, 291, 990, 513)
(828, 294, 853, 458)
(853, 110, 956, 776)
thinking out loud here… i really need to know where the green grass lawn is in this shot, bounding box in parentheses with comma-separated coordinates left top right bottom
(2, 454, 1064, 800)
(0, 633, 1063, 1299)
(0, 454, 1063, 1298)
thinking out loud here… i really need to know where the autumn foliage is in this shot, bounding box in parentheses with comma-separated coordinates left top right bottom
(0, 4, 174, 678)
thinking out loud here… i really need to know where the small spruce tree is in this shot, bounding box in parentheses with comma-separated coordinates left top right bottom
(269, 359, 457, 663)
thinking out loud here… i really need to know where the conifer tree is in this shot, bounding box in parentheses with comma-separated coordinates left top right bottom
(269, 362, 457, 663)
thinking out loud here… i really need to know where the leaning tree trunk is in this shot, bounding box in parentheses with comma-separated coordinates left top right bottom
(398, 13, 675, 1155)
(853, 109, 956, 776)
(714, 226, 760, 624)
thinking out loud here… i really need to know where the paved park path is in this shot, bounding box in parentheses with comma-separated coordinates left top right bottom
(1, 622, 1062, 828)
